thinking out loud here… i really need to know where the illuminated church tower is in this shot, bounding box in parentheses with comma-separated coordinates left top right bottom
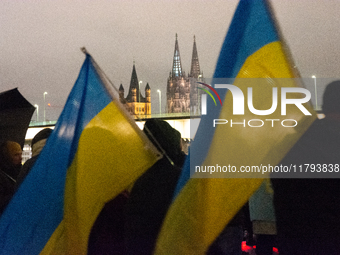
(119, 63, 151, 116)
(166, 34, 203, 114)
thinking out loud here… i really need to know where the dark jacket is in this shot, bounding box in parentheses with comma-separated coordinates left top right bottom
(124, 154, 185, 255)
(0, 168, 17, 214)
(125, 119, 186, 255)
(271, 117, 340, 254)
(0, 149, 21, 214)
(16, 155, 39, 188)
(88, 191, 129, 255)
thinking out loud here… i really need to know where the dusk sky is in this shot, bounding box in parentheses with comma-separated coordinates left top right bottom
(1, 0, 340, 121)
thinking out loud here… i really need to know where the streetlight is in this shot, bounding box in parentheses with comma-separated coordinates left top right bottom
(157, 90, 161, 115)
(34, 104, 39, 122)
(43, 92, 48, 123)
(312, 75, 317, 110)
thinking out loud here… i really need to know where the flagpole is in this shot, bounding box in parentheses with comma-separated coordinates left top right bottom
(80, 47, 138, 123)
(82, 48, 145, 122)
(79, 47, 168, 163)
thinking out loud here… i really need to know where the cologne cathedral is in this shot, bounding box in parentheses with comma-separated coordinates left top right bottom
(166, 34, 204, 114)
(119, 64, 151, 116)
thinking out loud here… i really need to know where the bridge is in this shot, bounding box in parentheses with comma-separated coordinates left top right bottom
(24, 114, 201, 162)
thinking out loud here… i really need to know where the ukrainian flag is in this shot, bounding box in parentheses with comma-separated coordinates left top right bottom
(0, 53, 159, 254)
(154, 0, 316, 254)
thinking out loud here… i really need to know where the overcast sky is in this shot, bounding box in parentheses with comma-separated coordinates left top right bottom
(1, 0, 340, 121)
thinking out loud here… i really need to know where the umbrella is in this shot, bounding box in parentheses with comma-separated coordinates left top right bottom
(0, 88, 35, 148)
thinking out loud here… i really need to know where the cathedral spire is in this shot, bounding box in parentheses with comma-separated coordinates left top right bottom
(126, 63, 143, 102)
(130, 63, 138, 90)
(172, 33, 183, 77)
(190, 35, 200, 79)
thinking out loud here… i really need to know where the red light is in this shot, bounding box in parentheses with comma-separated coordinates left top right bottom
(241, 241, 253, 252)
(241, 241, 279, 254)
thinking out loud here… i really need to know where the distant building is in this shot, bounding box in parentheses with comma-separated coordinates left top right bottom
(166, 34, 204, 114)
(119, 64, 151, 116)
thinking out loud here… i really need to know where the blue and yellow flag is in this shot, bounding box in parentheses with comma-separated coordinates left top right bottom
(154, 0, 316, 254)
(0, 53, 159, 254)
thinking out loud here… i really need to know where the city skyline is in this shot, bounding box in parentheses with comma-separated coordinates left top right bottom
(1, 0, 340, 121)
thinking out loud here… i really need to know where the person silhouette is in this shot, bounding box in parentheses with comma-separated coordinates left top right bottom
(0, 141, 22, 213)
(271, 80, 340, 255)
(16, 128, 53, 188)
(124, 119, 186, 255)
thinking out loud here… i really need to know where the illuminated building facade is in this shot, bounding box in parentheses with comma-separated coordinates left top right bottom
(166, 34, 204, 114)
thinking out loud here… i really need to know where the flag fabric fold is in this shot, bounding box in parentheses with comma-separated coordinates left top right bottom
(154, 0, 316, 254)
(0, 53, 159, 255)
